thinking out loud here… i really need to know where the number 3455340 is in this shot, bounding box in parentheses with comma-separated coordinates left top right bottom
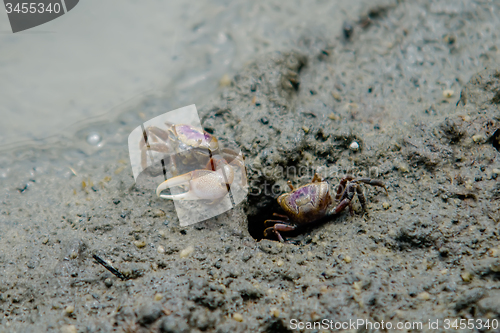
(5, 2, 62, 14)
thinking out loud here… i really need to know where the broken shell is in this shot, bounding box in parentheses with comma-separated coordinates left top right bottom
(349, 141, 359, 151)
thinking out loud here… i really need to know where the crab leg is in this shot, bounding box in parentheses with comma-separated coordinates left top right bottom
(335, 175, 355, 200)
(220, 148, 248, 187)
(145, 126, 171, 141)
(140, 128, 174, 170)
(335, 175, 388, 200)
(264, 223, 296, 243)
(352, 178, 388, 195)
(272, 213, 290, 220)
(264, 220, 287, 227)
(331, 182, 357, 215)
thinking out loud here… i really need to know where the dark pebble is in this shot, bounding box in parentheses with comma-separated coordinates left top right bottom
(160, 316, 190, 333)
(343, 21, 354, 39)
(104, 278, 113, 288)
(137, 302, 164, 326)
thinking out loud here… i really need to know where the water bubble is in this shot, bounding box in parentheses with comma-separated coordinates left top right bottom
(86, 132, 102, 146)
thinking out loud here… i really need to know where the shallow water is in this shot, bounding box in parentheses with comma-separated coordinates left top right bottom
(0, 0, 367, 152)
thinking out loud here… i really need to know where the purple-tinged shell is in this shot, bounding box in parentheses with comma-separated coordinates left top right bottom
(283, 185, 317, 214)
(175, 125, 215, 149)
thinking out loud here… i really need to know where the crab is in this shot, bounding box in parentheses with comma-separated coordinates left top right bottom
(263, 173, 387, 242)
(139, 122, 247, 202)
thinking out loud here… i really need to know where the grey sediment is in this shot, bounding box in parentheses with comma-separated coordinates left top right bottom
(1, 0, 500, 332)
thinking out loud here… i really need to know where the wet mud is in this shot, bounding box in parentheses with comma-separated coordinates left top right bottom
(0, 0, 500, 332)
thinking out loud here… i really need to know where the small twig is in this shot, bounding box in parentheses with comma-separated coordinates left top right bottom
(92, 254, 127, 280)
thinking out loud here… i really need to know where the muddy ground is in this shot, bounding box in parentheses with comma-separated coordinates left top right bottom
(1, 0, 500, 332)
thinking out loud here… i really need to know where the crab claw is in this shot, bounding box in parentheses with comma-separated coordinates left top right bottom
(156, 164, 235, 200)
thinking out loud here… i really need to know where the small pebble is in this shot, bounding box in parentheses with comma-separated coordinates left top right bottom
(465, 180, 474, 191)
(472, 134, 485, 143)
(277, 259, 284, 267)
(180, 245, 194, 258)
(219, 74, 231, 87)
(418, 292, 430, 300)
(323, 269, 336, 279)
(104, 278, 113, 288)
(60, 325, 77, 333)
(69, 251, 78, 260)
(461, 271, 473, 282)
(346, 102, 358, 112)
(349, 141, 359, 152)
(42, 237, 49, 244)
(65, 305, 75, 315)
(157, 245, 165, 254)
(488, 248, 500, 257)
(342, 21, 354, 39)
(328, 113, 340, 121)
(397, 163, 409, 173)
(86, 132, 102, 146)
(233, 313, 244, 322)
(310, 312, 321, 321)
(137, 303, 163, 326)
(219, 284, 226, 293)
(353, 281, 362, 291)
(134, 240, 146, 248)
(344, 255, 352, 263)
(114, 166, 125, 175)
(154, 293, 163, 301)
(443, 89, 454, 98)
(331, 91, 342, 101)
(311, 234, 320, 243)
(302, 126, 309, 133)
(443, 34, 456, 45)
(395, 310, 405, 318)
(151, 209, 166, 218)
(490, 261, 500, 272)
(382, 202, 390, 210)
(270, 307, 280, 317)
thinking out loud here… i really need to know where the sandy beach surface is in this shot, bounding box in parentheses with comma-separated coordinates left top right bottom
(0, 0, 500, 332)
